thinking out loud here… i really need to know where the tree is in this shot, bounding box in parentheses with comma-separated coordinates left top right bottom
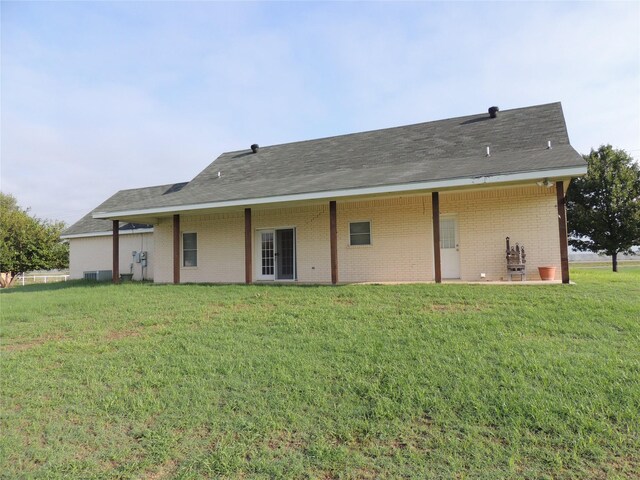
(0, 193, 69, 287)
(567, 145, 640, 272)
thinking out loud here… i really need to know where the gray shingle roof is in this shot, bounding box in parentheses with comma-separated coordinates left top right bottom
(62, 183, 186, 236)
(94, 102, 584, 216)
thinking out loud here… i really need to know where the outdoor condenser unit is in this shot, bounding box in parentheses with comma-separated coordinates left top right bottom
(83, 270, 112, 282)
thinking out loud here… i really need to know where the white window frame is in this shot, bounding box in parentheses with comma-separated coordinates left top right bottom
(439, 216, 458, 250)
(182, 232, 198, 268)
(349, 220, 372, 246)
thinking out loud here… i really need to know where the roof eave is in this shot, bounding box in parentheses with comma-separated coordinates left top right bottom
(93, 166, 587, 220)
(60, 228, 154, 240)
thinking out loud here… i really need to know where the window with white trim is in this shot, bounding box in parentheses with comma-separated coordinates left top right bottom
(440, 219, 456, 249)
(349, 221, 371, 246)
(183, 232, 197, 267)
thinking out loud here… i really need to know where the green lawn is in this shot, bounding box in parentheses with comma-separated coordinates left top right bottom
(1, 268, 639, 479)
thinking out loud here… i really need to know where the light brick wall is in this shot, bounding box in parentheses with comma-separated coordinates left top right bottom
(153, 204, 331, 283)
(151, 185, 562, 283)
(253, 204, 331, 283)
(337, 196, 433, 282)
(153, 213, 245, 284)
(180, 212, 245, 283)
(68, 232, 154, 280)
(440, 186, 561, 281)
(337, 185, 560, 282)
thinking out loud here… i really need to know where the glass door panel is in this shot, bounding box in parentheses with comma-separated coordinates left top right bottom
(260, 231, 275, 280)
(276, 229, 295, 280)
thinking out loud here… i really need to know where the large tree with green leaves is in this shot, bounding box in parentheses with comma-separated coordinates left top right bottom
(567, 145, 640, 272)
(0, 193, 69, 287)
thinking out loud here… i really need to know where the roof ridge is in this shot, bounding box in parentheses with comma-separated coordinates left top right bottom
(221, 102, 563, 155)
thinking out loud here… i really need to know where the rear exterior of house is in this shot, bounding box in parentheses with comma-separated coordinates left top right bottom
(149, 185, 561, 283)
(66, 102, 586, 284)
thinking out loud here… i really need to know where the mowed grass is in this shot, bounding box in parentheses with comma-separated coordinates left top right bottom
(1, 269, 639, 479)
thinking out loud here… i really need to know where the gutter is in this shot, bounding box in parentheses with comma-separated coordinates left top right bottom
(93, 166, 586, 220)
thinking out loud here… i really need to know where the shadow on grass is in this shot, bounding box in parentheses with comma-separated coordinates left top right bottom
(0, 279, 121, 294)
(145, 281, 345, 289)
(0, 279, 349, 295)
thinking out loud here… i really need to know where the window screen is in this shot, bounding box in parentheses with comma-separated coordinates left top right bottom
(183, 232, 197, 267)
(349, 221, 371, 245)
(440, 219, 456, 249)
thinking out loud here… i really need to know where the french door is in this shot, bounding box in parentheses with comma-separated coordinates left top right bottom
(256, 228, 296, 280)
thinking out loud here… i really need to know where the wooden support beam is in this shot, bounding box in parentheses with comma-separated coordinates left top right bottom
(245, 208, 252, 284)
(556, 181, 570, 284)
(432, 192, 442, 283)
(330, 201, 338, 284)
(173, 214, 180, 284)
(112, 220, 119, 283)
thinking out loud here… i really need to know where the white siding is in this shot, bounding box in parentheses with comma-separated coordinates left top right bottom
(68, 232, 154, 280)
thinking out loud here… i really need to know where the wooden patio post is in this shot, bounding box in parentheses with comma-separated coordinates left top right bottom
(556, 181, 570, 284)
(173, 214, 180, 284)
(245, 208, 252, 284)
(112, 220, 119, 283)
(330, 201, 338, 284)
(432, 192, 442, 283)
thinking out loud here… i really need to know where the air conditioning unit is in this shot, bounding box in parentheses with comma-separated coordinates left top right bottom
(83, 271, 97, 281)
(83, 270, 112, 282)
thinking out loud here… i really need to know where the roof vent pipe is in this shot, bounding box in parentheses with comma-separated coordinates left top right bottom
(251, 144, 259, 153)
(488, 106, 499, 118)
(486, 146, 491, 157)
(547, 140, 552, 149)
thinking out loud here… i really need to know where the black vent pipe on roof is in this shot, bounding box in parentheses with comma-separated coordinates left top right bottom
(251, 144, 259, 153)
(488, 106, 499, 118)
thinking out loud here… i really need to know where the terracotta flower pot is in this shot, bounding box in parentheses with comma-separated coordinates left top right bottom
(538, 266, 556, 281)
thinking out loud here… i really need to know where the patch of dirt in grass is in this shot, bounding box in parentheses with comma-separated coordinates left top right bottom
(143, 459, 178, 480)
(416, 413, 436, 426)
(587, 455, 640, 479)
(229, 303, 253, 312)
(1, 333, 66, 352)
(334, 297, 356, 306)
(385, 414, 439, 453)
(104, 329, 142, 341)
(103, 323, 167, 342)
(309, 470, 339, 480)
(391, 438, 410, 450)
(347, 414, 438, 457)
(266, 430, 305, 452)
(189, 425, 213, 439)
(71, 443, 100, 464)
(352, 466, 380, 479)
(483, 432, 508, 446)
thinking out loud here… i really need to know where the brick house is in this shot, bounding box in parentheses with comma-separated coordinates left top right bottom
(63, 102, 586, 284)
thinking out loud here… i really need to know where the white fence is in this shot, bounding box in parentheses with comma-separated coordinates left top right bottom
(16, 274, 70, 286)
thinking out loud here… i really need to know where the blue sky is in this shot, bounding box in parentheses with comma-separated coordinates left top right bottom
(2, 1, 639, 225)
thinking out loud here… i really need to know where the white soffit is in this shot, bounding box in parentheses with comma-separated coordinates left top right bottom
(93, 166, 586, 220)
